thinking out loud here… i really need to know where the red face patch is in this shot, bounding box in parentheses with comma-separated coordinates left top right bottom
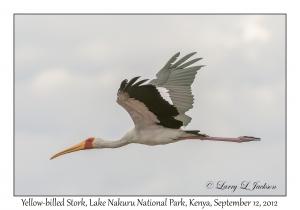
(84, 137, 94, 149)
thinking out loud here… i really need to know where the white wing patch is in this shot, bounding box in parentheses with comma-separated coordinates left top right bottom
(156, 87, 173, 105)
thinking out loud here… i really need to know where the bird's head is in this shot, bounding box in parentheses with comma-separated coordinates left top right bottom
(50, 137, 96, 160)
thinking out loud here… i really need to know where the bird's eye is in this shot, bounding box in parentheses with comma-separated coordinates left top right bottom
(86, 137, 94, 142)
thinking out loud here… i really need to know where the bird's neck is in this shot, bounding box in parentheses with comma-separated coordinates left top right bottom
(104, 139, 129, 148)
(95, 137, 130, 149)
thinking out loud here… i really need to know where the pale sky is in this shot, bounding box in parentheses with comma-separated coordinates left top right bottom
(15, 14, 285, 196)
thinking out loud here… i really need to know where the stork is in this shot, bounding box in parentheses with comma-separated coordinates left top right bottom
(51, 52, 260, 160)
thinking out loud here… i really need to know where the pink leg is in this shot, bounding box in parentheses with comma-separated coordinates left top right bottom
(177, 136, 260, 143)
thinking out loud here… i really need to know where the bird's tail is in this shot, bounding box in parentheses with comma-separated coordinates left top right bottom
(184, 130, 208, 137)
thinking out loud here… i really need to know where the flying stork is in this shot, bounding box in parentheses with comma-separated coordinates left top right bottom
(51, 52, 260, 160)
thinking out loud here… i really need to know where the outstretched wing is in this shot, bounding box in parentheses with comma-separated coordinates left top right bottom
(148, 52, 204, 126)
(117, 77, 183, 129)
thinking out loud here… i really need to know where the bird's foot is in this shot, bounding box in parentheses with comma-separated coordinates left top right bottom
(237, 136, 261, 143)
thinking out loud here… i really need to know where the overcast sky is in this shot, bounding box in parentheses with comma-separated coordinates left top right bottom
(15, 14, 285, 196)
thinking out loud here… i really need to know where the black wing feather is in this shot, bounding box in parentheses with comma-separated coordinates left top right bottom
(122, 76, 140, 92)
(118, 79, 128, 92)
